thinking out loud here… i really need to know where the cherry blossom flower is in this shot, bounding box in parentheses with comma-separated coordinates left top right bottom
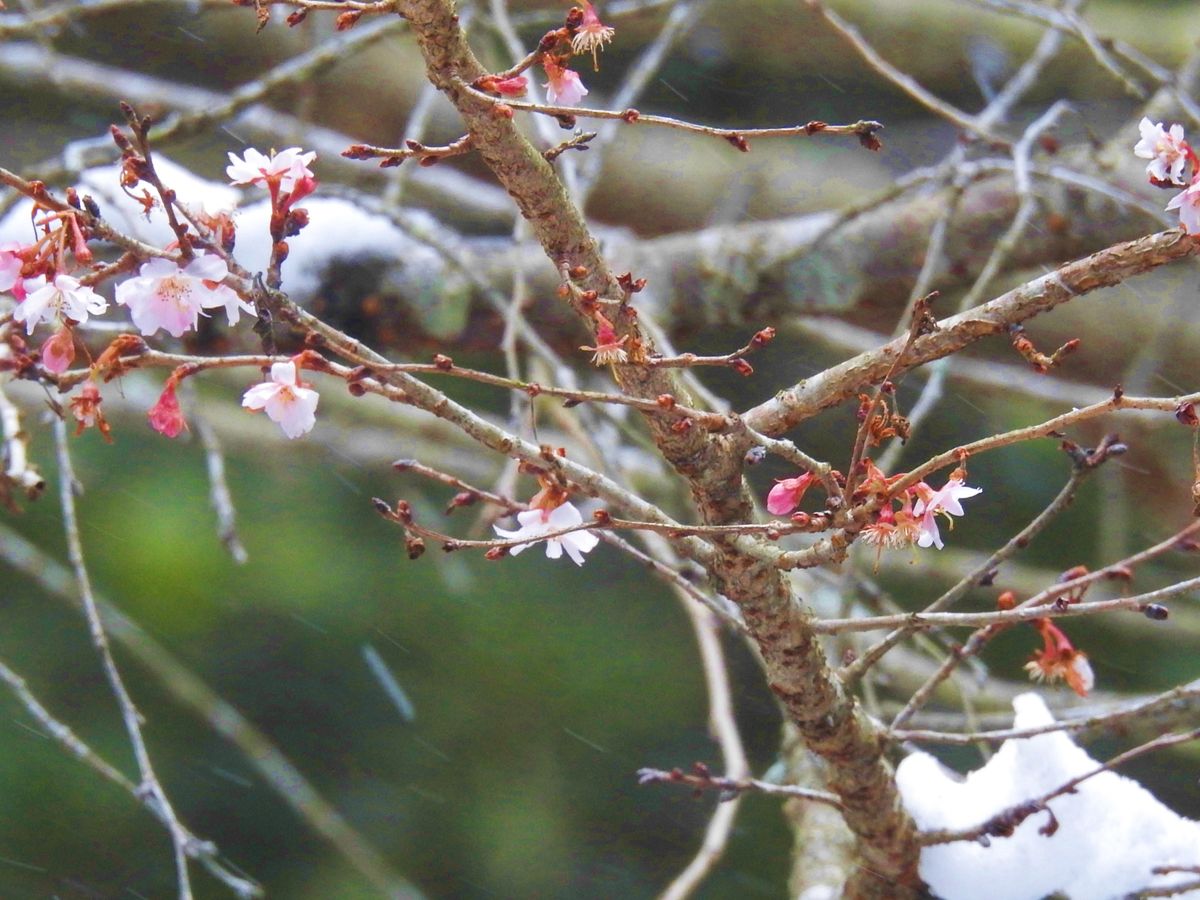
(115, 253, 253, 338)
(13, 274, 107, 335)
(226, 147, 317, 193)
(912, 474, 982, 550)
(148, 381, 187, 438)
(1024, 618, 1094, 697)
(767, 471, 815, 516)
(492, 500, 599, 566)
(1134, 117, 1190, 186)
(1166, 179, 1200, 234)
(241, 360, 320, 439)
(571, 2, 615, 70)
(69, 381, 111, 441)
(543, 58, 588, 106)
(40, 325, 76, 374)
(579, 312, 628, 365)
(861, 494, 921, 552)
(0, 244, 23, 293)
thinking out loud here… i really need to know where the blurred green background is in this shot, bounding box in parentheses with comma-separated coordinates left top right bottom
(3, 0, 1200, 897)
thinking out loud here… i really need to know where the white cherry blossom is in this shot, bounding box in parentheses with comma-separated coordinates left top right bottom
(226, 147, 317, 192)
(912, 477, 982, 550)
(13, 273, 107, 334)
(1133, 117, 1190, 185)
(241, 361, 319, 439)
(493, 501, 599, 565)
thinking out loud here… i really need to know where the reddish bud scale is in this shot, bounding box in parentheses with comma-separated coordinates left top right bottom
(617, 272, 646, 293)
(729, 358, 754, 377)
(622, 109, 640, 123)
(336, 9, 362, 29)
(752, 327, 776, 346)
(433, 354, 453, 370)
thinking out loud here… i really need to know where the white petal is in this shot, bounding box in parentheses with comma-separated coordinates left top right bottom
(241, 382, 279, 410)
(183, 252, 229, 281)
(269, 361, 298, 386)
(546, 502, 584, 528)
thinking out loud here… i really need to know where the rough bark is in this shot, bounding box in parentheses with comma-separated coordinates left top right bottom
(392, 0, 924, 893)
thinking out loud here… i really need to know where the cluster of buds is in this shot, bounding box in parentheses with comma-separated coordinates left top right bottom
(1134, 117, 1200, 233)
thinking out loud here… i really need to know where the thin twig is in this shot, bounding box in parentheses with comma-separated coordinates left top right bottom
(53, 418, 195, 900)
(193, 409, 249, 564)
(0, 521, 425, 899)
(637, 765, 843, 808)
(0, 654, 262, 898)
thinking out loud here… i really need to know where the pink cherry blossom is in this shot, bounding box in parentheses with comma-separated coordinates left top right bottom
(1134, 117, 1190, 186)
(571, 2, 615, 70)
(492, 501, 599, 565)
(115, 253, 253, 338)
(1166, 180, 1200, 234)
(0, 244, 23, 293)
(148, 382, 187, 438)
(241, 360, 319, 439)
(13, 274, 107, 335)
(912, 476, 982, 550)
(226, 147, 317, 193)
(767, 472, 815, 516)
(543, 59, 588, 106)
